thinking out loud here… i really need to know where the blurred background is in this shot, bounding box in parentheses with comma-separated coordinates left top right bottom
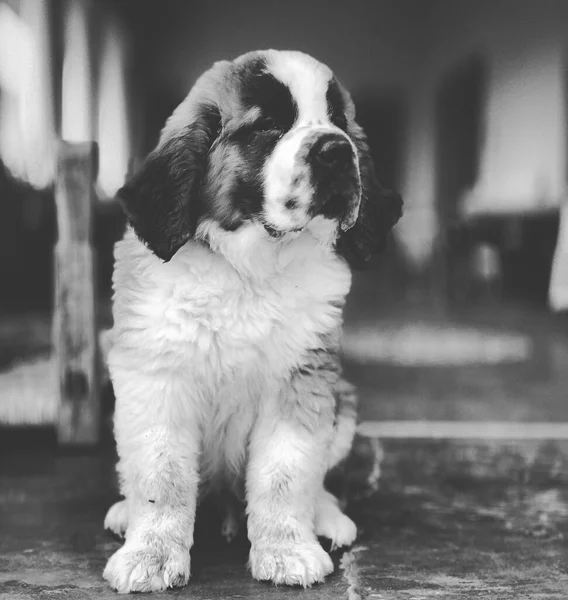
(2, 0, 568, 437)
(3, 2, 568, 596)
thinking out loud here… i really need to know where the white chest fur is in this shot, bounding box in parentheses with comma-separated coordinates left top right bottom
(112, 225, 351, 379)
(110, 226, 351, 488)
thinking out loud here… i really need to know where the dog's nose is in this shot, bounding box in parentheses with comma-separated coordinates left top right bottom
(314, 137, 352, 167)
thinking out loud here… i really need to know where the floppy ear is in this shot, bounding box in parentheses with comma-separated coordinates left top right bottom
(337, 123, 403, 269)
(118, 102, 222, 261)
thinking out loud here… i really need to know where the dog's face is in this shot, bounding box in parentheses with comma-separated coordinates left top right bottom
(119, 50, 402, 265)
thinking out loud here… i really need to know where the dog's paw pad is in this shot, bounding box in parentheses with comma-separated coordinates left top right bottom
(249, 541, 333, 587)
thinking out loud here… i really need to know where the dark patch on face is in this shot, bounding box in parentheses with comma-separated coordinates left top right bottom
(240, 57, 298, 132)
(285, 199, 298, 210)
(209, 57, 302, 232)
(217, 124, 282, 230)
(228, 173, 265, 226)
(326, 77, 347, 131)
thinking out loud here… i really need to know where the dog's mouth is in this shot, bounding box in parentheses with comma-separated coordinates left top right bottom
(262, 222, 304, 239)
(263, 222, 285, 238)
(307, 187, 361, 233)
(261, 195, 357, 239)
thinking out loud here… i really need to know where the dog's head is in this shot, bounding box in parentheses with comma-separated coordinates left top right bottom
(119, 50, 403, 265)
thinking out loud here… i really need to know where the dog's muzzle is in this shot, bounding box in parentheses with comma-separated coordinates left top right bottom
(308, 133, 361, 231)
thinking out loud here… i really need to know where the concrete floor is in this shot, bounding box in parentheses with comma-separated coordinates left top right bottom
(1, 432, 567, 600)
(1, 299, 568, 598)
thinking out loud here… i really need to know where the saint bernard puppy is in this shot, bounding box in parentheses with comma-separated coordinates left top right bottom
(102, 49, 402, 593)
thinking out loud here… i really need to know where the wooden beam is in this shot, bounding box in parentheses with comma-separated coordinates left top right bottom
(53, 141, 100, 445)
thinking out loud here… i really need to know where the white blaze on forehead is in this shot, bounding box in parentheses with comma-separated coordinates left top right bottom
(261, 51, 360, 233)
(265, 50, 333, 125)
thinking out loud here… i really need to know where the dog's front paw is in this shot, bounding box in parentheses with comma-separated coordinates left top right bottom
(249, 541, 333, 587)
(104, 500, 129, 538)
(103, 540, 190, 593)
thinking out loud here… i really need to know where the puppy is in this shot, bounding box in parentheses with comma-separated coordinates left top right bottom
(102, 49, 402, 593)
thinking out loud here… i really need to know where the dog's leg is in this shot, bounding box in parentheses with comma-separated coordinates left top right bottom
(103, 366, 200, 594)
(246, 372, 336, 587)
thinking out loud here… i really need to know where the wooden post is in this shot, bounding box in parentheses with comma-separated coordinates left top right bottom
(53, 141, 100, 445)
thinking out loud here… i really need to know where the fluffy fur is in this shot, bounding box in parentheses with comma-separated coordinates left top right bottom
(103, 49, 402, 593)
